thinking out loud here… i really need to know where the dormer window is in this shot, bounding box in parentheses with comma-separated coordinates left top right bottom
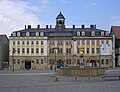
(82, 31, 85, 36)
(36, 32, 39, 36)
(17, 32, 20, 36)
(105, 32, 109, 36)
(13, 32, 16, 36)
(77, 32, 80, 36)
(91, 31, 95, 36)
(40, 32, 44, 36)
(26, 32, 29, 36)
(101, 32, 104, 36)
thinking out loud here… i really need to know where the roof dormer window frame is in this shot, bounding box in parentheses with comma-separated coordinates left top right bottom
(91, 31, 95, 36)
(77, 32, 80, 36)
(36, 32, 39, 37)
(13, 32, 16, 37)
(40, 32, 44, 36)
(26, 32, 30, 36)
(17, 32, 20, 36)
(101, 32, 104, 36)
(82, 31, 85, 36)
(105, 32, 109, 36)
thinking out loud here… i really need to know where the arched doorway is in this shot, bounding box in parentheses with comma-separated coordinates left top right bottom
(57, 60, 64, 68)
(90, 60, 97, 67)
(25, 60, 31, 70)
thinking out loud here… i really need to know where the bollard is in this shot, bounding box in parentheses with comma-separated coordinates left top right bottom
(54, 76, 59, 82)
(88, 76, 91, 80)
(101, 76, 104, 80)
(74, 76, 77, 81)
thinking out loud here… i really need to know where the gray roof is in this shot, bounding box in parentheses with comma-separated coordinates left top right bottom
(10, 27, 109, 37)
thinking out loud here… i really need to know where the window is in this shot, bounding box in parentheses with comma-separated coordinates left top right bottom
(96, 48, 99, 54)
(13, 48, 16, 53)
(58, 41, 62, 45)
(49, 48, 54, 53)
(22, 48, 25, 53)
(18, 41, 20, 45)
(26, 32, 29, 36)
(102, 59, 104, 64)
(106, 40, 109, 44)
(36, 32, 39, 36)
(41, 59, 43, 64)
(41, 48, 44, 53)
(106, 59, 108, 64)
(13, 59, 16, 64)
(66, 40, 71, 45)
(36, 48, 39, 53)
(31, 48, 34, 53)
(27, 41, 29, 45)
(92, 48, 94, 54)
(17, 32, 20, 36)
(50, 41, 54, 45)
(13, 32, 16, 36)
(101, 32, 104, 36)
(82, 31, 85, 36)
(101, 40, 104, 44)
(106, 32, 109, 36)
(87, 48, 89, 54)
(17, 59, 20, 64)
(77, 32, 80, 36)
(77, 59, 80, 64)
(17, 48, 20, 54)
(58, 48, 62, 53)
(91, 31, 95, 36)
(92, 40, 95, 45)
(96, 40, 99, 45)
(31, 41, 34, 45)
(27, 48, 29, 53)
(36, 59, 39, 64)
(22, 41, 24, 45)
(13, 41, 15, 45)
(66, 48, 71, 53)
(81, 40, 85, 45)
(77, 40, 80, 45)
(77, 48, 80, 53)
(86, 40, 89, 45)
(36, 41, 39, 45)
(66, 59, 71, 64)
(41, 41, 43, 45)
(40, 32, 44, 36)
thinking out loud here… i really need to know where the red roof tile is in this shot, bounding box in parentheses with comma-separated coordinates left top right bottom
(112, 26, 120, 39)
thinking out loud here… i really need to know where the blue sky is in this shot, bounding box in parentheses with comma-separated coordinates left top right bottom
(0, 0, 120, 36)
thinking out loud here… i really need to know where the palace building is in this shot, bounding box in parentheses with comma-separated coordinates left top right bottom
(9, 12, 113, 70)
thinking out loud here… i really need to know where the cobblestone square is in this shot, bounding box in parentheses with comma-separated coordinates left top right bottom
(0, 68, 120, 92)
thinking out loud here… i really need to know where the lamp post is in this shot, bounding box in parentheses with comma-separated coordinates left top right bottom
(53, 47, 58, 72)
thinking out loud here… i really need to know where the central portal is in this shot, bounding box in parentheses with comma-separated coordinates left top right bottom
(25, 61, 31, 70)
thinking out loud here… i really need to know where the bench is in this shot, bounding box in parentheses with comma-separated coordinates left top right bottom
(102, 75, 120, 80)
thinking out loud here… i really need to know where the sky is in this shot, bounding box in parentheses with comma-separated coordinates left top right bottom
(0, 0, 120, 37)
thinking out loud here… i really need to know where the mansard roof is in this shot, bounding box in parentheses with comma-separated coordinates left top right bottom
(11, 26, 109, 37)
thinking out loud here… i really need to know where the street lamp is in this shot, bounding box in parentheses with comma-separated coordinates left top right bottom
(54, 47, 58, 72)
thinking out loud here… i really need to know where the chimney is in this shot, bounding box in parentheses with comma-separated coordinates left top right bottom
(50, 25, 52, 28)
(28, 25, 31, 29)
(90, 24, 96, 29)
(81, 25, 85, 28)
(37, 25, 40, 29)
(46, 25, 48, 29)
(73, 25, 75, 28)
(25, 25, 26, 29)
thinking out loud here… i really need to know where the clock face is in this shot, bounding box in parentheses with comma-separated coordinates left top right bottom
(100, 44, 110, 55)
